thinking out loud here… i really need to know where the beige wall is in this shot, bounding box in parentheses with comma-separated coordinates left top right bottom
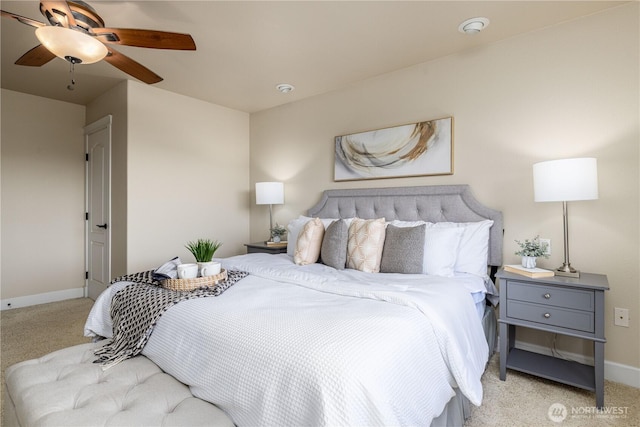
(250, 3, 639, 371)
(1, 89, 86, 302)
(2, 80, 250, 304)
(89, 80, 251, 275)
(125, 81, 250, 272)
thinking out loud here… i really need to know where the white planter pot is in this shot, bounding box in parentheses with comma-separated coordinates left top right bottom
(522, 256, 537, 269)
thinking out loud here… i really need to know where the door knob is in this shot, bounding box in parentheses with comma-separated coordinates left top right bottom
(96, 223, 108, 229)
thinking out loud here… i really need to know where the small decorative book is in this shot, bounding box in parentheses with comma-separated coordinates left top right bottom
(503, 264, 555, 278)
(266, 241, 288, 247)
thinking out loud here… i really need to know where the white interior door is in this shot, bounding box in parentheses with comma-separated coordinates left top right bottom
(85, 116, 112, 300)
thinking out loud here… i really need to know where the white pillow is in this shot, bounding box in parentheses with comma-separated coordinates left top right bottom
(431, 220, 494, 277)
(294, 218, 325, 265)
(346, 218, 386, 273)
(423, 226, 464, 276)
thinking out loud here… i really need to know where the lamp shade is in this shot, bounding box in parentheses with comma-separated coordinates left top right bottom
(255, 182, 284, 205)
(35, 26, 108, 64)
(533, 158, 598, 202)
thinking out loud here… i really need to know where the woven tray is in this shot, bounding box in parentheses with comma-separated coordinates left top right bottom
(161, 269, 227, 291)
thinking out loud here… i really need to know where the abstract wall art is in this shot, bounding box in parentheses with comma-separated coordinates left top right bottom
(334, 117, 453, 181)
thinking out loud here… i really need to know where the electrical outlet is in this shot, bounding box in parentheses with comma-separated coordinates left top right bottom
(614, 307, 629, 327)
(539, 238, 551, 256)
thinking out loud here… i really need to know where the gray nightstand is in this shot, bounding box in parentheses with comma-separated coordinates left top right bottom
(244, 241, 288, 254)
(496, 270, 609, 408)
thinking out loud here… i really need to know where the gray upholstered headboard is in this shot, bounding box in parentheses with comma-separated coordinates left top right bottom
(307, 185, 503, 267)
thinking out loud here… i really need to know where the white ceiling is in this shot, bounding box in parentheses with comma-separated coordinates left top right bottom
(1, 1, 626, 113)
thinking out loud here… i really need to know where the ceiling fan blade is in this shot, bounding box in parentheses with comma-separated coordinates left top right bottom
(104, 47, 163, 84)
(15, 44, 57, 66)
(94, 28, 196, 50)
(40, 1, 76, 28)
(1, 10, 47, 28)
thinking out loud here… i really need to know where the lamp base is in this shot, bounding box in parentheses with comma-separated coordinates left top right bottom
(555, 264, 580, 278)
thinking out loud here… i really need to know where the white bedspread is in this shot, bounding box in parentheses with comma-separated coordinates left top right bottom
(85, 253, 489, 426)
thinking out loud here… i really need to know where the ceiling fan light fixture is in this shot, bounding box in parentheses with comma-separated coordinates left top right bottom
(458, 17, 490, 35)
(35, 26, 108, 64)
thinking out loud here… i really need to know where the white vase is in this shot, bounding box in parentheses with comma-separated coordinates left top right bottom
(522, 256, 537, 269)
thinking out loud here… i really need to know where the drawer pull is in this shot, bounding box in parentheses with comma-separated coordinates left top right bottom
(544, 313, 551, 319)
(544, 293, 551, 299)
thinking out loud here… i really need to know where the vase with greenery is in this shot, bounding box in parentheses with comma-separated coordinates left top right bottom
(270, 224, 287, 243)
(514, 236, 549, 268)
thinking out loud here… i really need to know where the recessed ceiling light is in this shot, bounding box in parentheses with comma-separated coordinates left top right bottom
(458, 17, 490, 35)
(276, 83, 295, 93)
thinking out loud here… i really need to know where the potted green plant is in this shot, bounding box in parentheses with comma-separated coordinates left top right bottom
(270, 224, 287, 243)
(514, 236, 549, 268)
(185, 238, 223, 276)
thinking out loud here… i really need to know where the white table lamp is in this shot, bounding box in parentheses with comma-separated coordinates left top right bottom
(256, 182, 284, 239)
(533, 158, 598, 277)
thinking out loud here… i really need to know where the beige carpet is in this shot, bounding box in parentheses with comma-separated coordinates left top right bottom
(467, 355, 639, 426)
(1, 298, 638, 426)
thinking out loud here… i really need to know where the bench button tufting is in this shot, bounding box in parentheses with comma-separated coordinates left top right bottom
(6, 343, 234, 427)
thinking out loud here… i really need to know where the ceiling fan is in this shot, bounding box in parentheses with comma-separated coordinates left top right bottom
(1, 1, 196, 85)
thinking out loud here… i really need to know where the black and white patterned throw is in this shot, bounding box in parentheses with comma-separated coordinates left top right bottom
(94, 269, 249, 368)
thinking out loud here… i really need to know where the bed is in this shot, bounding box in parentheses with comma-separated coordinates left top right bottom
(85, 184, 503, 426)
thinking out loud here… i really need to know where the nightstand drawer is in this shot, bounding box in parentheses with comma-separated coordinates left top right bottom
(507, 300, 595, 333)
(508, 281, 594, 311)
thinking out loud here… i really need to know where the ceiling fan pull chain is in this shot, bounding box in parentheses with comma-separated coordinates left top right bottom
(67, 60, 76, 91)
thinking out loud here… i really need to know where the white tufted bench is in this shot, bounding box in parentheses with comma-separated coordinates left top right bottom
(4, 342, 235, 427)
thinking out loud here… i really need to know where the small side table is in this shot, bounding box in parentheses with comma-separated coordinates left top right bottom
(244, 241, 288, 255)
(496, 269, 609, 408)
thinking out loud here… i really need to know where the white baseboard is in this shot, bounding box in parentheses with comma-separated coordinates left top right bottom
(506, 338, 640, 389)
(1, 288, 85, 311)
(604, 359, 640, 389)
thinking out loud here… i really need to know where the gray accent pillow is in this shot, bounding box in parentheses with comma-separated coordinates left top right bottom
(380, 224, 426, 274)
(320, 219, 349, 270)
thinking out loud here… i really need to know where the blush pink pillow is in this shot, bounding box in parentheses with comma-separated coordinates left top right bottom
(294, 218, 325, 265)
(346, 218, 386, 273)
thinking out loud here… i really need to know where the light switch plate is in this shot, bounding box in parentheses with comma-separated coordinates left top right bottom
(539, 238, 551, 256)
